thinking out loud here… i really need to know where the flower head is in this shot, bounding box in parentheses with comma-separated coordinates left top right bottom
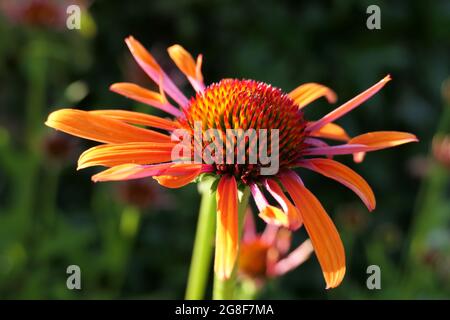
(45, 36, 418, 288)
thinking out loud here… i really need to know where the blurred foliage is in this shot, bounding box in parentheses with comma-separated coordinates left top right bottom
(0, 0, 449, 299)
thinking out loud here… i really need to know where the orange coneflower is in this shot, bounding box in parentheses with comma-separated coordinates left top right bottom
(45, 36, 418, 289)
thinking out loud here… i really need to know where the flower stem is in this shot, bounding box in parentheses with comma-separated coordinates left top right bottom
(212, 186, 250, 300)
(185, 178, 217, 300)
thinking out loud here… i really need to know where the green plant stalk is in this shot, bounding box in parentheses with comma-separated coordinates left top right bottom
(185, 178, 217, 300)
(115, 205, 141, 295)
(41, 166, 61, 228)
(12, 35, 48, 237)
(212, 186, 250, 300)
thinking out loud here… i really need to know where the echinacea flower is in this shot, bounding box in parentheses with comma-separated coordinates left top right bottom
(239, 211, 313, 282)
(45, 36, 418, 289)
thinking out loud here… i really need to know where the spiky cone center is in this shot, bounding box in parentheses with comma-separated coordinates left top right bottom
(179, 79, 307, 184)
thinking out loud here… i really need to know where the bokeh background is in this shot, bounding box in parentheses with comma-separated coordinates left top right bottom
(0, 0, 449, 299)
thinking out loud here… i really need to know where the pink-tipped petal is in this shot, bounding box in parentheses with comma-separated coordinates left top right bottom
(250, 183, 270, 212)
(167, 44, 205, 93)
(298, 158, 376, 211)
(288, 83, 337, 109)
(109, 83, 182, 117)
(264, 179, 303, 230)
(270, 239, 314, 277)
(125, 36, 189, 109)
(303, 144, 368, 156)
(307, 75, 391, 132)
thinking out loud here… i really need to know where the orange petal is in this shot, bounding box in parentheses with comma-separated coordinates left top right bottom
(289, 83, 337, 109)
(90, 109, 179, 131)
(125, 36, 188, 108)
(353, 151, 366, 163)
(45, 109, 172, 144)
(195, 55, 203, 83)
(215, 175, 239, 280)
(299, 158, 376, 211)
(265, 179, 303, 230)
(110, 82, 164, 103)
(259, 205, 290, 228)
(92, 163, 172, 182)
(168, 44, 201, 80)
(125, 36, 162, 74)
(309, 122, 350, 141)
(153, 164, 202, 188)
(167, 44, 205, 92)
(349, 131, 419, 150)
(308, 75, 391, 132)
(109, 83, 182, 117)
(92, 162, 202, 183)
(279, 171, 346, 289)
(77, 142, 176, 169)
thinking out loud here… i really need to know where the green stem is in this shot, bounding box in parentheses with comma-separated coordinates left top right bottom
(212, 186, 250, 300)
(185, 178, 217, 300)
(116, 205, 141, 295)
(41, 166, 61, 228)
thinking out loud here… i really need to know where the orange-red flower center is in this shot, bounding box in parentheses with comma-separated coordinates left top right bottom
(179, 79, 307, 183)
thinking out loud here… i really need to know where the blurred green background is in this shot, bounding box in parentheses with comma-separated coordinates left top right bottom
(0, 0, 449, 299)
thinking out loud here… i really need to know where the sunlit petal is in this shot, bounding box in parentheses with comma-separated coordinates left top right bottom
(215, 175, 239, 280)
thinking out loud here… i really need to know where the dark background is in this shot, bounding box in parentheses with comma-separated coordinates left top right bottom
(0, 0, 449, 299)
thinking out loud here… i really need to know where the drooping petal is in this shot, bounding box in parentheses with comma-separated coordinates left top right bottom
(109, 83, 181, 117)
(250, 183, 293, 229)
(307, 75, 391, 132)
(298, 158, 376, 211)
(250, 183, 269, 212)
(45, 109, 172, 144)
(289, 83, 337, 109)
(270, 239, 314, 277)
(264, 179, 303, 230)
(279, 170, 346, 289)
(167, 44, 205, 92)
(77, 142, 176, 169)
(259, 206, 290, 229)
(153, 163, 203, 188)
(125, 36, 188, 108)
(215, 175, 239, 280)
(308, 122, 350, 141)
